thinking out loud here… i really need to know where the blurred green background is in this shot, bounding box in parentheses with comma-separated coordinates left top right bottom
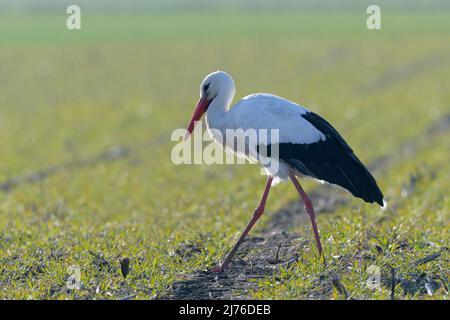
(0, 1, 448, 299)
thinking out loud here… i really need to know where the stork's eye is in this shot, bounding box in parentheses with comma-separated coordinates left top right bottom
(203, 83, 210, 93)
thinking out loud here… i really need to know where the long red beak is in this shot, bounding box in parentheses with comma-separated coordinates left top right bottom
(185, 97, 210, 140)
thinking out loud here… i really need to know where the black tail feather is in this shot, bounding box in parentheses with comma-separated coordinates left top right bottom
(268, 141, 384, 206)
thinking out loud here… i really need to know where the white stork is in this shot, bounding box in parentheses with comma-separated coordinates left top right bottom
(185, 71, 384, 272)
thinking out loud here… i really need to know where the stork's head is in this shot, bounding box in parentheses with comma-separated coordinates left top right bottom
(185, 71, 235, 139)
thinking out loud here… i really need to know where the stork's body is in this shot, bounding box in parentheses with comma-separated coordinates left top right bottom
(185, 71, 384, 272)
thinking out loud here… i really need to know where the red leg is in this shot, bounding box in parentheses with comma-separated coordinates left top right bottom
(212, 176, 273, 272)
(289, 173, 324, 258)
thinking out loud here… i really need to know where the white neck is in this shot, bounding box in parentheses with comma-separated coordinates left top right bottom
(206, 88, 235, 130)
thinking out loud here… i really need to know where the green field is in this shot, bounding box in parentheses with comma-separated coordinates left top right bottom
(0, 8, 449, 299)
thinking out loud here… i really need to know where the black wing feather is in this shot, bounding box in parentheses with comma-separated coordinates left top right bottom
(262, 112, 384, 206)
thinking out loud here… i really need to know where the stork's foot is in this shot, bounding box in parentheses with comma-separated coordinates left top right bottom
(210, 264, 226, 273)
